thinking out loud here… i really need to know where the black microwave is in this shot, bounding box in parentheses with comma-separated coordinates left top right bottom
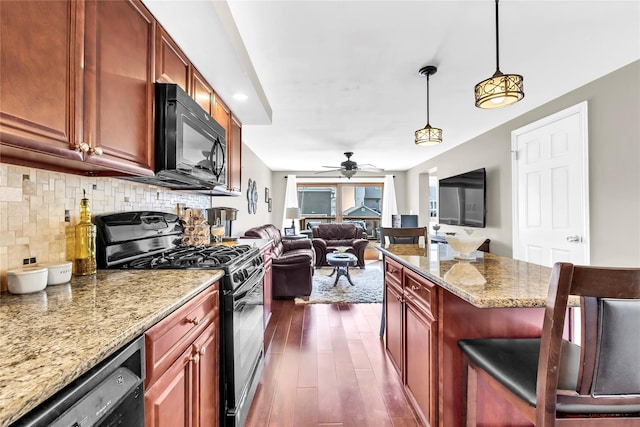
(130, 83, 227, 192)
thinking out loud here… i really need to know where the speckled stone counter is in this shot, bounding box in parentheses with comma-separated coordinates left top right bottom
(377, 243, 558, 308)
(0, 269, 223, 427)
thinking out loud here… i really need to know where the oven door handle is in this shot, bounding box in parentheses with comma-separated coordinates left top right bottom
(233, 266, 265, 302)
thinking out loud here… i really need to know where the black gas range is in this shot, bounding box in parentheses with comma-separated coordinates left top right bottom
(95, 211, 261, 291)
(95, 211, 265, 427)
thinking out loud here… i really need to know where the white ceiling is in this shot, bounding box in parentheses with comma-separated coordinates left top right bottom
(143, 0, 639, 173)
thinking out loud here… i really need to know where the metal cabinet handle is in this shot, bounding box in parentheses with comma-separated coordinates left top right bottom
(89, 146, 103, 156)
(187, 317, 200, 325)
(190, 354, 200, 363)
(199, 347, 206, 356)
(566, 235, 581, 243)
(411, 285, 420, 291)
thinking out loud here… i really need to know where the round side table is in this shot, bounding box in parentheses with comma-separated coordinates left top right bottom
(326, 252, 358, 286)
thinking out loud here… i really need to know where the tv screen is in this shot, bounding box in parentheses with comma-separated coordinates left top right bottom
(438, 168, 486, 228)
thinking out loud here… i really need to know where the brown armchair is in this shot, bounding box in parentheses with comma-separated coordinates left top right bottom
(311, 223, 369, 268)
(242, 224, 315, 299)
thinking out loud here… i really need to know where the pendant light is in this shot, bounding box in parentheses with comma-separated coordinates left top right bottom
(415, 65, 442, 146)
(474, 0, 524, 109)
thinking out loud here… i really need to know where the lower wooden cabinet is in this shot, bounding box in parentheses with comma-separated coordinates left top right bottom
(385, 278, 403, 374)
(261, 243, 273, 329)
(145, 285, 219, 427)
(404, 269, 438, 426)
(384, 258, 438, 426)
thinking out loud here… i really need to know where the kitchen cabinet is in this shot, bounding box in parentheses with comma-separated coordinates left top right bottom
(211, 94, 244, 193)
(212, 95, 231, 138)
(192, 69, 215, 117)
(83, 0, 155, 175)
(0, 0, 84, 167)
(381, 246, 553, 426)
(261, 243, 273, 329)
(145, 284, 220, 427)
(384, 258, 403, 374)
(0, 0, 155, 177)
(228, 115, 243, 192)
(403, 268, 438, 426)
(384, 257, 438, 426)
(156, 26, 191, 93)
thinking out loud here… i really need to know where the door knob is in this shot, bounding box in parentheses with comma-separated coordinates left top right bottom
(566, 235, 581, 243)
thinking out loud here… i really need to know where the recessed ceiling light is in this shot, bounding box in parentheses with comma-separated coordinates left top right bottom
(233, 93, 248, 101)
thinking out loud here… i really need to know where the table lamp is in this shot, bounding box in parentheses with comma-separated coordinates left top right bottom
(285, 207, 301, 230)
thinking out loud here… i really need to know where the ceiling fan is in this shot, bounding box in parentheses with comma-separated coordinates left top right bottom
(317, 152, 384, 179)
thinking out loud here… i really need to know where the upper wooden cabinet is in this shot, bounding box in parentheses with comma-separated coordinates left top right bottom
(156, 26, 190, 93)
(0, 1, 84, 165)
(1, 0, 241, 186)
(0, 0, 155, 176)
(228, 115, 242, 192)
(83, 0, 155, 175)
(191, 68, 214, 117)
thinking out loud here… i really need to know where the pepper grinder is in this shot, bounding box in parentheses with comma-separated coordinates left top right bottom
(73, 190, 96, 275)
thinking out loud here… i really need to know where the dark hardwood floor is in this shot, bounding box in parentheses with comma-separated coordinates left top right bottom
(245, 297, 421, 427)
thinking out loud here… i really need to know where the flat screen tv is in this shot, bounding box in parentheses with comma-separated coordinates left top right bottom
(438, 168, 486, 228)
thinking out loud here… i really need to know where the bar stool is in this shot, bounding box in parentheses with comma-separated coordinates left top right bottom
(458, 262, 640, 426)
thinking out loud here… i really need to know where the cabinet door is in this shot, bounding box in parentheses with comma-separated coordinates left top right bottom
(192, 322, 219, 427)
(156, 26, 190, 92)
(212, 94, 231, 138)
(83, 0, 155, 176)
(405, 299, 437, 426)
(228, 115, 242, 192)
(385, 280, 403, 375)
(145, 345, 192, 427)
(0, 0, 84, 163)
(192, 68, 214, 116)
(261, 245, 273, 329)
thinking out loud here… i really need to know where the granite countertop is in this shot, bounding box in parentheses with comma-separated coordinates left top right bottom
(0, 269, 223, 427)
(377, 243, 564, 308)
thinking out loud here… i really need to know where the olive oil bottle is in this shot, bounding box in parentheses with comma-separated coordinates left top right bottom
(73, 190, 96, 275)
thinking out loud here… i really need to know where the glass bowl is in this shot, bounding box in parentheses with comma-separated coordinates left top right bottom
(445, 234, 486, 260)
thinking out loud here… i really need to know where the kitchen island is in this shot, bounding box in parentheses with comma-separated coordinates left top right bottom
(377, 243, 565, 427)
(0, 269, 223, 427)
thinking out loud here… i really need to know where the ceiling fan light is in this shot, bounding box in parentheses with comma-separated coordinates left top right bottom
(341, 169, 357, 178)
(414, 124, 442, 146)
(474, 71, 524, 109)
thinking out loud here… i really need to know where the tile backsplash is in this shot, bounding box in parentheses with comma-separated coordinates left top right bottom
(0, 163, 211, 292)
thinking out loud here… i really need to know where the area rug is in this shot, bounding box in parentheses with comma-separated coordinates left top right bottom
(295, 265, 383, 304)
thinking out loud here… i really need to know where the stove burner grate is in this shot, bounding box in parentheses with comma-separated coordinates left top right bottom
(119, 244, 255, 270)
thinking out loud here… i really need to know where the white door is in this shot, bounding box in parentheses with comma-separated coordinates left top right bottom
(512, 102, 590, 267)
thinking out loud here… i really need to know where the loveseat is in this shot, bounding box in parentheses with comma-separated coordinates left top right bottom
(311, 223, 369, 268)
(243, 224, 315, 299)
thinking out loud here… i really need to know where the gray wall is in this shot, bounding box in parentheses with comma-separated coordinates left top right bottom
(406, 60, 640, 266)
(210, 144, 274, 237)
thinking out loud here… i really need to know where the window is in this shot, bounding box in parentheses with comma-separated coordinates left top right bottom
(297, 183, 382, 239)
(429, 175, 438, 220)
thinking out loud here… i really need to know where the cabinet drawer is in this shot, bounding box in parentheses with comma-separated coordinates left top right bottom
(145, 284, 219, 387)
(385, 257, 403, 287)
(404, 269, 437, 317)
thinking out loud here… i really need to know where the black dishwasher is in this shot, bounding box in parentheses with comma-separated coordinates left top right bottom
(13, 335, 145, 427)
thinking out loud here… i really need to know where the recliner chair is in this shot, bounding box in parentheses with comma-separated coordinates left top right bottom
(311, 223, 369, 268)
(242, 224, 315, 299)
